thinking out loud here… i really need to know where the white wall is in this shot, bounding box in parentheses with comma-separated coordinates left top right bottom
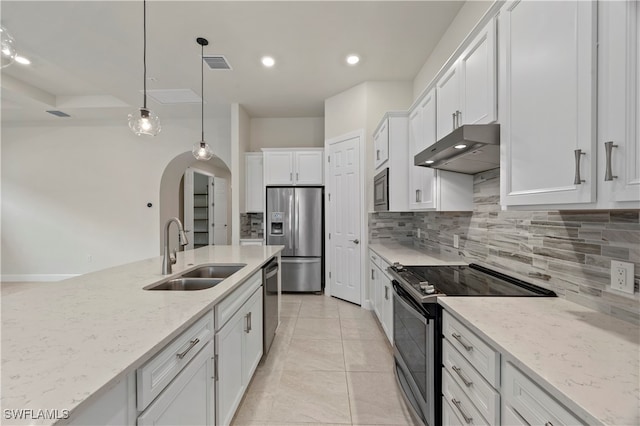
(1, 116, 230, 280)
(249, 117, 324, 151)
(231, 103, 250, 245)
(413, 0, 494, 99)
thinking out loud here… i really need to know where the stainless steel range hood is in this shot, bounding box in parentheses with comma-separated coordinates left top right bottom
(414, 124, 500, 174)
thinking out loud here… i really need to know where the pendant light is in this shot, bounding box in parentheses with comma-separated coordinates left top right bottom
(128, 0, 161, 136)
(192, 37, 214, 161)
(1, 26, 17, 69)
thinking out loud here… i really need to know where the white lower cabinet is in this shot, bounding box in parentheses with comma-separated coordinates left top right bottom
(216, 284, 264, 426)
(442, 310, 586, 426)
(138, 341, 214, 426)
(368, 249, 393, 344)
(68, 375, 136, 425)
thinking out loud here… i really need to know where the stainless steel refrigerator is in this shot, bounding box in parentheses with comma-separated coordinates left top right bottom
(266, 187, 323, 292)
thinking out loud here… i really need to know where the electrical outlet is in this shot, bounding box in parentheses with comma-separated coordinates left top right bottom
(610, 260, 635, 294)
(453, 234, 459, 249)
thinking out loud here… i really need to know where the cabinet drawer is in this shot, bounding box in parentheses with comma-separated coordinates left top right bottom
(442, 370, 489, 426)
(216, 270, 262, 330)
(504, 362, 584, 425)
(443, 340, 500, 424)
(443, 312, 500, 387)
(137, 312, 214, 411)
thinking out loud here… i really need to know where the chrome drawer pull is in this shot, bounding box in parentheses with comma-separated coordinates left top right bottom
(604, 141, 618, 181)
(244, 313, 250, 333)
(176, 338, 200, 359)
(451, 398, 473, 424)
(452, 365, 473, 387)
(573, 149, 586, 184)
(452, 333, 473, 351)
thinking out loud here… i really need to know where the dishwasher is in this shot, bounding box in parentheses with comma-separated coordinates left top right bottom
(262, 257, 279, 357)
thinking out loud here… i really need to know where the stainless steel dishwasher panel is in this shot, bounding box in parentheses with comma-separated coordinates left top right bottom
(262, 257, 279, 357)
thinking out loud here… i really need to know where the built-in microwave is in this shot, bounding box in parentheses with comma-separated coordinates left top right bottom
(374, 168, 389, 211)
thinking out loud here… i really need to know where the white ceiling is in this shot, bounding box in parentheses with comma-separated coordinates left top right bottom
(0, 1, 464, 123)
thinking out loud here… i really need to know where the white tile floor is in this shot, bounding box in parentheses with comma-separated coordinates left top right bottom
(232, 293, 417, 426)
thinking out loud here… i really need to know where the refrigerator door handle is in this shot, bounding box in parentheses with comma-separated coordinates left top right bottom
(294, 193, 300, 255)
(290, 192, 295, 252)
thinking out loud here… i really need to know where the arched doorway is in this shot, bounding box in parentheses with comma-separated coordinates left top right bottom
(159, 152, 232, 253)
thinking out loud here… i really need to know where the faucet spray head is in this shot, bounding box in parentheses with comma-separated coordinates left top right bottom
(179, 228, 188, 246)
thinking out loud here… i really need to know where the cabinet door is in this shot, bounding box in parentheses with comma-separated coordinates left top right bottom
(242, 288, 263, 385)
(295, 150, 324, 185)
(216, 311, 245, 426)
(138, 341, 214, 426)
(381, 274, 393, 344)
(459, 18, 497, 126)
(264, 151, 294, 185)
(369, 256, 378, 310)
(499, 0, 596, 206)
(599, 0, 640, 203)
(410, 90, 438, 210)
(436, 64, 461, 140)
(374, 120, 389, 169)
(245, 153, 264, 213)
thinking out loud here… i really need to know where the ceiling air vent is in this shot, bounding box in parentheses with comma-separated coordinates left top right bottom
(46, 110, 70, 117)
(203, 55, 232, 70)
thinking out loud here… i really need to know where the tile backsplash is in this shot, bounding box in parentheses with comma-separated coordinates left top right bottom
(369, 168, 640, 324)
(240, 212, 264, 239)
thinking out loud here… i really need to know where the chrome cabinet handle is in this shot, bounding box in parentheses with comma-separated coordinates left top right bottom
(244, 313, 250, 333)
(296, 172, 299, 181)
(385, 286, 389, 300)
(456, 110, 462, 127)
(416, 189, 421, 202)
(452, 366, 473, 387)
(452, 333, 473, 351)
(574, 149, 586, 184)
(604, 141, 619, 181)
(176, 338, 200, 359)
(290, 172, 293, 182)
(376, 149, 380, 160)
(248, 311, 252, 332)
(451, 398, 473, 424)
(350, 239, 360, 244)
(371, 268, 375, 280)
(452, 112, 457, 129)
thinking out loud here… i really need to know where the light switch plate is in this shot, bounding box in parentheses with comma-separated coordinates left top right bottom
(610, 260, 635, 294)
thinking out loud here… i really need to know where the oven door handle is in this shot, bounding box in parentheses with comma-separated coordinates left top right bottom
(392, 281, 427, 325)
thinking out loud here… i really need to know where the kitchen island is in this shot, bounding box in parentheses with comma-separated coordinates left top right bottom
(1, 245, 283, 425)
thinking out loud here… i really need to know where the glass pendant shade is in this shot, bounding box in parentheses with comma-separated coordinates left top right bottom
(192, 141, 213, 161)
(1, 26, 17, 69)
(128, 108, 161, 136)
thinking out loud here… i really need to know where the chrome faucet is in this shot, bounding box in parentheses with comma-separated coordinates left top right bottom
(162, 217, 189, 275)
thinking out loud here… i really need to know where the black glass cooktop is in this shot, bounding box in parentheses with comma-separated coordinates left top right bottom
(389, 263, 556, 300)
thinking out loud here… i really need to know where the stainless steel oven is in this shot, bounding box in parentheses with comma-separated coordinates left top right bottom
(392, 280, 439, 426)
(373, 168, 389, 211)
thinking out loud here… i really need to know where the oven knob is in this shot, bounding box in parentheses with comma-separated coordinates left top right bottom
(393, 262, 404, 271)
(420, 282, 435, 294)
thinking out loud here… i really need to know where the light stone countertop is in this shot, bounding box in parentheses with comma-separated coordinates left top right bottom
(369, 242, 467, 266)
(438, 297, 640, 426)
(1, 245, 283, 425)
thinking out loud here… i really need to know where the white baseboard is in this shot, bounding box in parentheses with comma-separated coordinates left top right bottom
(1, 274, 80, 282)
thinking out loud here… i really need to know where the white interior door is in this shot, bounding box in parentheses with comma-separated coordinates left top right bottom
(213, 177, 228, 245)
(328, 135, 361, 305)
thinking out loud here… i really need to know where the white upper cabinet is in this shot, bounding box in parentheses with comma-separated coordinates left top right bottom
(373, 119, 390, 169)
(245, 153, 264, 213)
(374, 112, 409, 211)
(598, 0, 640, 204)
(263, 148, 324, 186)
(409, 89, 474, 212)
(499, 0, 597, 206)
(409, 90, 437, 210)
(437, 18, 497, 140)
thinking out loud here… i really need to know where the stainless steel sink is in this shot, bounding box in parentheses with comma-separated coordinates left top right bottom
(180, 264, 246, 279)
(145, 277, 223, 291)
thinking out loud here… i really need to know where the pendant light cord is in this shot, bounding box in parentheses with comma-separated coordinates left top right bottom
(143, 0, 147, 109)
(201, 42, 204, 142)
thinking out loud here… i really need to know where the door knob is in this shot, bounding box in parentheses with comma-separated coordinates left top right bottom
(350, 239, 360, 244)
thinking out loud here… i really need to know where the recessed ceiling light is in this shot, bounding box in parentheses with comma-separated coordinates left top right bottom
(346, 54, 360, 65)
(261, 56, 275, 67)
(454, 144, 467, 150)
(425, 160, 434, 164)
(15, 55, 30, 65)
